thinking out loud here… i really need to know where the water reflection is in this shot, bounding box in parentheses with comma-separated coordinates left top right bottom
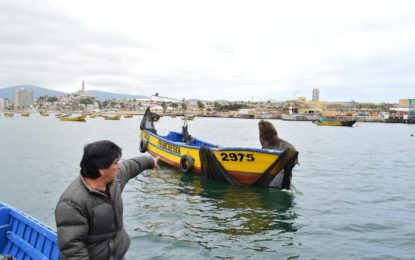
(132, 167, 298, 252)
(182, 173, 297, 235)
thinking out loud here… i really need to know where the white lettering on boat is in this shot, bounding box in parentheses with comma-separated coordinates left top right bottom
(158, 140, 181, 154)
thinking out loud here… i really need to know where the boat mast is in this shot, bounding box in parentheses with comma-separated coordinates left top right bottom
(151, 93, 190, 123)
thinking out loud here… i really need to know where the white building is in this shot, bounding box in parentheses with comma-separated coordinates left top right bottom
(312, 88, 320, 101)
(14, 88, 33, 110)
(0, 98, 5, 111)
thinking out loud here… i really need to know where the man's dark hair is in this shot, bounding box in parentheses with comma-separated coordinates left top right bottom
(80, 140, 122, 179)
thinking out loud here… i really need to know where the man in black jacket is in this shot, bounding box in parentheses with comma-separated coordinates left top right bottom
(55, 140, 159, 260)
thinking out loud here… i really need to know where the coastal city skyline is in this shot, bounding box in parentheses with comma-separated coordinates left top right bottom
(1, 1, 415, 102)
(0, 83, 412, 104)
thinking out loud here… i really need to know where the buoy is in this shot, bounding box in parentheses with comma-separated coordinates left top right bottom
(180, 155, 194, 173)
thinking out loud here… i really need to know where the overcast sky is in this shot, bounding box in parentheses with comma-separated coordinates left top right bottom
(1, 0, 415, 102)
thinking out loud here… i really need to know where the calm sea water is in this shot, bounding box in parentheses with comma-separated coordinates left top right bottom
(1, 114, 414, 259)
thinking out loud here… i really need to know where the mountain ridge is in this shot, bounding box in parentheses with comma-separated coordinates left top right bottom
(0, 85, 149, 101)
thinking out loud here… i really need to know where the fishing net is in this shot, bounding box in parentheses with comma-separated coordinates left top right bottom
(199, 147, 242, 186)
(255, 147, 298, 189)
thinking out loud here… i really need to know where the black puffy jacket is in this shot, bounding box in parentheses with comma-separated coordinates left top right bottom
(55, 156, 154, 260)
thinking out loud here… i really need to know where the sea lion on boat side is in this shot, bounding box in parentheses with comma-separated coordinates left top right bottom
(258, 119, 295, 151)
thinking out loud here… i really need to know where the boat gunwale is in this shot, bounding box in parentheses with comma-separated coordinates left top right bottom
(0, 201, 57, 243)
(143, 129, 284, 155)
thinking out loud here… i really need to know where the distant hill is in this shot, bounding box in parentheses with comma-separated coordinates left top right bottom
(0, 85, 149, 101)
(0, 85, 67, 99)
(85, 90, 148, 101)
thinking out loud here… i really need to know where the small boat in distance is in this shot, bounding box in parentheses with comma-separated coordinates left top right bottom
(40, 111, 49, 116)
(21, 112, 30, 117)
(0, 201, 59, 259)
(104, 115, 121, 120)
(181, 114, 195, 120)
(124, 114, 133, 118)
(315, 116, 356, 127)
(139, 107, 298, 189)
(60, 115, 86, 122)
(4, 112, 14, 117)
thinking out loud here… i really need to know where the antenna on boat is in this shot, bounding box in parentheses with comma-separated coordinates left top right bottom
(150, 94, 190, 122)
(150, 93, 185, 103)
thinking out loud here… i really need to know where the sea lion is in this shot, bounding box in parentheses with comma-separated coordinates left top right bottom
(258, 119, 295, 151)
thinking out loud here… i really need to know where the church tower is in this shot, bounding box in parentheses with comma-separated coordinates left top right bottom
(81, 81, 85, 96)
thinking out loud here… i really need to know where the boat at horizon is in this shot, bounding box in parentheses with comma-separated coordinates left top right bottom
(315, 116, 356, 127)
(3, 112, 14, 117)
(104, 115, 121, 120)
(40, 111, 49, 116)
(139, 107, 298, 189)
(181, 114, 195, 120)
(59, 115, 86, 122)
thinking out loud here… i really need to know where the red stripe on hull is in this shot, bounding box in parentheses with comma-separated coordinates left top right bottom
(225, 170, 264, 186)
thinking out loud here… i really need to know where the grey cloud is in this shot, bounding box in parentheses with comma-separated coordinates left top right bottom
(0, 1, 143, 91)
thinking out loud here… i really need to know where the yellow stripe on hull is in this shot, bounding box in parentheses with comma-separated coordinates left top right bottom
(60, 116, 86, 122)
(316, 121, 343, 126)
(145, 132, 201, 168)
(212, 150, 279, 175)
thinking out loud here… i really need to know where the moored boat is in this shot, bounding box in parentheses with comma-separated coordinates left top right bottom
(104, 115, 121, 120)
(0, 201, 59, 259)
(3, 112, 14, 117)
(315, 116, 356, 127)
(40, 111, 49, 116)
(139, 108, 298, 189)
(181, 114, 195, 120)
(60, 115, 86, 122)
(123, 114, 133, 118)
(20, 112, 30, 117)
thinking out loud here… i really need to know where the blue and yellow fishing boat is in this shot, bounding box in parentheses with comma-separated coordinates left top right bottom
(139, 108, 298, 189)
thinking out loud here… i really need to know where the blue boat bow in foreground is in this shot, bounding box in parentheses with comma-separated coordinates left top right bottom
(0, 201, 59, 260)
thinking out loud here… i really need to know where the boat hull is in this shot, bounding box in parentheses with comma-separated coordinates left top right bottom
(140, 130, 297, 189)
(0, 201, 59, 259)
(104, 115, 121, 120)
(316, 120, 356, 127)
(60, 116, 86, 122)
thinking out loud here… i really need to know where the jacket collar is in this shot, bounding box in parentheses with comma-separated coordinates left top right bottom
(79, 175, 118, 199)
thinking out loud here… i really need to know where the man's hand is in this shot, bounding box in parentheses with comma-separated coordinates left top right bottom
(153, 156, 160, 171)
